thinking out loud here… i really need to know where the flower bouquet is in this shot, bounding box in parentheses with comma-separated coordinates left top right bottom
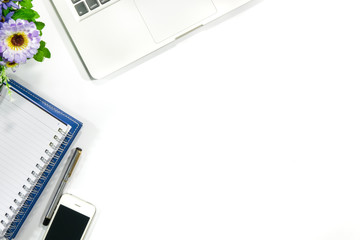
(0, 0, 50, 90)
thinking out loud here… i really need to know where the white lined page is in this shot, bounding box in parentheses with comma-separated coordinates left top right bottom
(0, 86, 70, 233)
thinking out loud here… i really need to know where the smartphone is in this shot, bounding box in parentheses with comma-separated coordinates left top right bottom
(42, 193, 96, 240)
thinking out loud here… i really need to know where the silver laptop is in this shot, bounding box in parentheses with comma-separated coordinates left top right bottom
(51, 0, 251, 79)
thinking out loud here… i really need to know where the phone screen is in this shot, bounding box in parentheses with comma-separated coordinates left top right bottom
(44, 205, 90, 240)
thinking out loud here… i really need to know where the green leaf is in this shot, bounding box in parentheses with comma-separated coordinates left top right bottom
(12, 9, 40, 22)
(33, 50, 44, 62)
(39, 40, 45, 48)
(19, 0, 33, 9)
(3, 8, 10, 16)
(43, 48, 51, 59)
(35, 21, 45, 31)
(33, 41, 51, 62)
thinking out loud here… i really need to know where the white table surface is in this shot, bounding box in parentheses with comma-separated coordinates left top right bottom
(12, 0, 360, 239)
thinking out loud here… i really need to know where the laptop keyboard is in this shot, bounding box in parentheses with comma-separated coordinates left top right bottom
(72, 0, 111, 16)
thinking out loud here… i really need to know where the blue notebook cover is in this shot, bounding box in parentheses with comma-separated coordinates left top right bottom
(2, 80, 83, 240)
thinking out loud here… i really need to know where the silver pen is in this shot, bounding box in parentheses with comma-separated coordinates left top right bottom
(42, 147, 82, 226)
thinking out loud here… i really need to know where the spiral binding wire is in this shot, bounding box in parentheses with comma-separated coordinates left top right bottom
(0, 128, 73, 239)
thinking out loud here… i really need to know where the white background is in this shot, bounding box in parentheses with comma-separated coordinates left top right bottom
(10, 0, 360, 239)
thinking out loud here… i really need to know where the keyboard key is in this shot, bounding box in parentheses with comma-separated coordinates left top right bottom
(72, 0, 81, 3)
(85, 0, 100, 10)
(99, 0, 110, 4)
(74, 2, 89, 16)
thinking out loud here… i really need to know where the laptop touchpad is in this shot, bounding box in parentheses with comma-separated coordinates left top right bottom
(135, 0, 217, 43)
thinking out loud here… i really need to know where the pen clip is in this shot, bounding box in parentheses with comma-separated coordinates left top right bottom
(67, 149, 82, 178)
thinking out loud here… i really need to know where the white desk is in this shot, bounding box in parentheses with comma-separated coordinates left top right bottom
(12, 0, 360, 239)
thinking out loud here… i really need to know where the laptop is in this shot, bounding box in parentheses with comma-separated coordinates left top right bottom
(51, 0, 251, 79)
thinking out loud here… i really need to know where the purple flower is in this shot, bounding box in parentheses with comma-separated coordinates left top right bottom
(0, 11, 14, 28)
(0, 19, 41, 64)
(0, 0, 21, 11)
(0, 60, 19, 71)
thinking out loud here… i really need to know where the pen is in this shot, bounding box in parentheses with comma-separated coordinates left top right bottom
(42, 147, 82, 226)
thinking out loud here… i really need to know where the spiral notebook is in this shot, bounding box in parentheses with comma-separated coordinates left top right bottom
(0, 80, 82, 240)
